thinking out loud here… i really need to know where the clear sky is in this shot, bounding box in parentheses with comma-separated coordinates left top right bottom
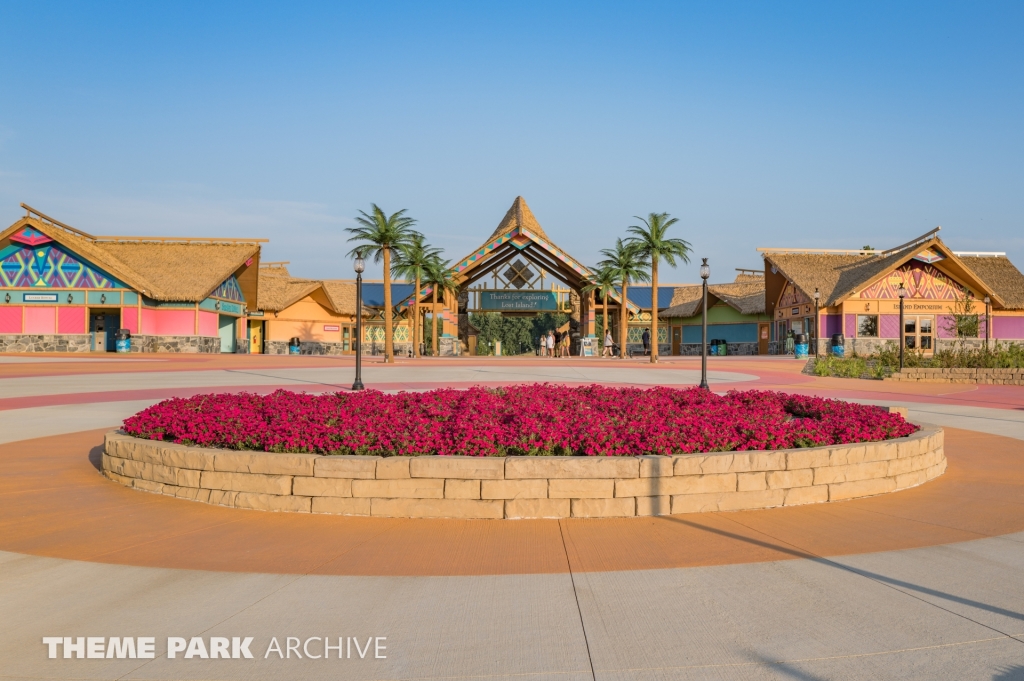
(1, 2, 1021, 284)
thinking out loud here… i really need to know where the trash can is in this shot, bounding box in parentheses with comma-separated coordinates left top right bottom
(115, 329, 131, 353)
(830, 333, 845, 358)
(288, 337, 301, 355)
(718, 340, 728, 356)
(708, 339, 719, 356)
(794, 333, 809, 359)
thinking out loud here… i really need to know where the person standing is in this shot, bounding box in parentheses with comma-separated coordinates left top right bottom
(603, 328, 614, 357)
(547, 330, 556, 357)
(642, 327, 651, 356)
(539, 333, 547, 357)
(561, 331, 570, 357)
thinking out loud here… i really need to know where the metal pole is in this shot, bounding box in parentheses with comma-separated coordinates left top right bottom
(899, 295, 904, 371)
(985, 299, 991, 350)
(699, 277, 709, 390)
(813, 301, 819, 357)
(352, 273, 364, 391)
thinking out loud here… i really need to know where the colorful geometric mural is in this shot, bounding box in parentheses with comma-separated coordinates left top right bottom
(0, 242, 125, 289)
(912, 248, 946, 264)
(779, 282, 811, 307)
(211, 275, 244, 302)
(859, 261, 964, 300)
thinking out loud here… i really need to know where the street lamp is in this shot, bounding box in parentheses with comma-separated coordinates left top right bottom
(813, 288, 821, 357)
(699, 258, 710, 390)
(352, 256, 365, 391)
(897, 283, 907, 370)
(984, 295, 991, 350)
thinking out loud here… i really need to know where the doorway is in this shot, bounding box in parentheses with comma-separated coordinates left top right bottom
(89, 310, 119, 352)
(671, 327, 681, 355)
(758, 323, 770, 355)
(904, 316, 934, 354)
(248, 320, 264, 354)
(218, 315, 236, 353)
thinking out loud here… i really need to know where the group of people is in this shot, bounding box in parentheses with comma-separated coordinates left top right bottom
(602, 327, 651, 357)
(539, 329, 572, 357)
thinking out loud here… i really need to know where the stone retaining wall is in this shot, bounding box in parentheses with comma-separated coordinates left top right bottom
(0, 334, 92, 353)
(101, 423, 944, 519)
(885, 368, 1024, 385)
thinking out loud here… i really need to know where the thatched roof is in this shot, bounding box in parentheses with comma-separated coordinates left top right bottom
(486, 196, 550, 242)
(321, 280, 363, 317)
(959, 256, 1024, 310)
(661, 280, 766, 318)
(660, 286, 704, 317)
(2, 216, 260, 303)
(257, 274, 322, 312)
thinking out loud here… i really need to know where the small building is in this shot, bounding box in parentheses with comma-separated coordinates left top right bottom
(760, 229, 1024, 355)
(1, 206, 261, 353)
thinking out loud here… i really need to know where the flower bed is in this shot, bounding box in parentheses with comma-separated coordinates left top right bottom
(122, 386, 917, 457)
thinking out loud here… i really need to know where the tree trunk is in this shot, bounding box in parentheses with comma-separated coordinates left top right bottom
(620, 280, 628, 359)
(452, 287, 460, 356)
(383, 247, 393, 363)
(431, 286, 438, 356)
(650, 259, 658, 363)
(603, 293, 608, 356)
(413, 273, 420, 358)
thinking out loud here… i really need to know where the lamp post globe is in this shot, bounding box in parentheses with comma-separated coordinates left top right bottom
(897, 283, 907, 371)
(352, 256, 366, 391)
(699, 258, 710, 390)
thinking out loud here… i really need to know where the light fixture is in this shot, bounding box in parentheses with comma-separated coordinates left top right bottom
(100, 293, 106, 304)
(699, 258, 710, 281)
(4, 293, 9, 303)
(67, 293, 73, 304)
(897, 284, 907, 299)
(813, 288, 820, 303)
(354, 256, 366, 274)
(984, 296, 991, 305)
(215, 301, 221, 310)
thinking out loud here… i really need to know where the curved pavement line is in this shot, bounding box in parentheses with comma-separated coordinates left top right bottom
(1, 426, 1022, 577)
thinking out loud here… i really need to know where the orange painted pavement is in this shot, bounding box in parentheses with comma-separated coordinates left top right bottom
(1, 427, 1022, 576)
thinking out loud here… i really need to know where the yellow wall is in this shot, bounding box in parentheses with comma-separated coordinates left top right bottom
(265, 291, 357, 343)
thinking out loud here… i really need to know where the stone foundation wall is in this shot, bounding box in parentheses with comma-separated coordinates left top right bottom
(0, 334, 93, 353)
(129, 335, 222, 354)
(885, 368, 1024, 385)
(265, 340, 350, 356)
(102, 421, 944, 519)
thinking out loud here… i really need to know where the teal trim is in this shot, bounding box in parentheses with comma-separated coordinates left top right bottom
(199, 298, 219, 312)
(682, 323, 757, 343)
(87, 291, 120, 305)
(122, 291, 138, 305)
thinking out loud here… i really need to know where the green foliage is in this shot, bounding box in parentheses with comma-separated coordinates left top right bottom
(812, 355, 867, 378)
(625, 213, 692, 268)
(869, 339, 1024, 373)
(345, 204, 420, 262)
(941, 288, 979, 347)
(391, 234, 442, 283)
(470, 312, 569, 356)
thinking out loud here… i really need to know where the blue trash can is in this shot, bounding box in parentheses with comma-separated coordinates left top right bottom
(288, 337, 301, 355)
(831, 333, 845, 358)
(115, 329, 131, 353)
(709, 339, 719, 356)
(794, 333, 809, 359)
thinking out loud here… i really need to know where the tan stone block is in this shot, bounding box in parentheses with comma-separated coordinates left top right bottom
(828, 477, 896, 501)
(200, 471, 292, 495)
(766, 469, 814, 489)
(445, 479, 481, 499)
(504, 498, 570, 519)
(896, 438, 922, 459)
(663, 473, 736, 495)
(351, 478, 444, 498)
(670, 489, 784, 513)
(727, 451, 787, 472)
(639, 455, 674, 477)
(786, 448, 831, 470)
(103, 470, 133, 487)
(235, 493, 311, 513)
(213, 451, 317, 476)
(312, 497, 371, 515)
(886, 456, 919, 477)
(505, 456, 639, 479)
(376, 457, 411, 479)
(925, 459, 947, 479)
(813, 461, 888, 486)
(410, 456, 504, 480)
(102, 454, 128, 476)
(784, 485, 829, 506)
(176, 468, 201, 488)
(737, 472, 767, 492)
(673, 455, 703, 475)
(549, 479, 615, 499)
(293, 477, 353, 497)
(697, 454, 734, 474)
(614, 477, 678, 498)
(865, 442, 898, 463)
(570, 497, 635, 518)
(888, 406, 908, 418)
(315, 455, 379, 479)
(136, 461, 178, 485)
(481, 479, 548, 499)
(370, 498, 503, 519)
(894, 469, 928, 489)
(155, 446, 216, 471)
(132, 478, 165, 493)
(207, 489, 238, 507)
(636, 495, 672, 516)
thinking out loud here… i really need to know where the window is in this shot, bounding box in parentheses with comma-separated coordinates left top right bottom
(857, 315, 879, 337)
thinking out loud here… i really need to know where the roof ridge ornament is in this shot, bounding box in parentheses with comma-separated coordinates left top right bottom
(20, 203, 96, 240)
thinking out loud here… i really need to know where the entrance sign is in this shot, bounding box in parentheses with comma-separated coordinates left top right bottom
(578, 337, 595, 357)
(480, 291, 558, 311)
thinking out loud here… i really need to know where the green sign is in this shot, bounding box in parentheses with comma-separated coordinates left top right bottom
(480, 291, 558, 311)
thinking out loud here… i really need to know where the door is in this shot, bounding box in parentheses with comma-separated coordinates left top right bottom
(904, 316, 934, 355)
(341, 325, 354, 354)
(249, 320, 264, 354)
(218, 315, 236, 353)
(758, 323, 770, 355)
(671, 327, 681, 355)
(90, 312, 119, 352)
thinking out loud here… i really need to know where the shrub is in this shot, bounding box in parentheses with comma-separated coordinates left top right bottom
(813, 356, 867, 379)
(122, 385, 917, 457)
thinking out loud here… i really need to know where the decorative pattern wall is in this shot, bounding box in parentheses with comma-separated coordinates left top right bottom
(210, 276, 244, 302)
(0, 242, 125, 289)
(859, 261, 964, 300)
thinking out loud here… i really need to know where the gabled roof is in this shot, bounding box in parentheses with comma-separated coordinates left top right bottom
(1, 211, 260, 303)
(485, 196, 550, 242)
(257, 270, 323, 312)
(660, 279, 767, 318)
(958, 256, 1024, 310)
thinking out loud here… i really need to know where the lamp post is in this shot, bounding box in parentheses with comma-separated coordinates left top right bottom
(897, 283, 907, 370)
(352, 256, 365, 391)
(699, 258, 710, 390)
(813, 287, 821, 357)
(984, 295, 991, 350)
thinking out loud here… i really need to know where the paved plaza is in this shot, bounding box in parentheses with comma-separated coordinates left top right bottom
(2, 354, 1023, 680)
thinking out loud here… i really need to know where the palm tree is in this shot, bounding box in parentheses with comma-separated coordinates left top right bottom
(598, 238, 650, 359)
(423, 257, 459, 356)
(392, 234, 443, 358)
(347, 205, 421, 363)
(626, 212, 691, 363)
(581, 266, 618, 356)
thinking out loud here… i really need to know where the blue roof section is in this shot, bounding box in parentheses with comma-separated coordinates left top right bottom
(619, 286, 678, 310)
(361, 282, 416, 308)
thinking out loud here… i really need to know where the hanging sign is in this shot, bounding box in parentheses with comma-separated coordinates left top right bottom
(24, 293, 59, 302)
(480, 291, 558, 311)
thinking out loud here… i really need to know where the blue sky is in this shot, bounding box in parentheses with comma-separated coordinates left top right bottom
(1, 2, 1021, 283)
